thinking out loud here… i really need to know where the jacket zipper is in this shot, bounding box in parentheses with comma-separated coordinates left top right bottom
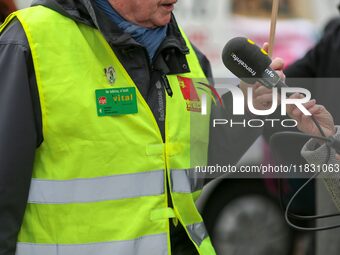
(161, 74, 173, 97)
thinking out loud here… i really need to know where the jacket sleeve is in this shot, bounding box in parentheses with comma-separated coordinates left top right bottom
(0, 20, 39, 255)
(285, 18, 340, 79)
(301, 127, 340, 211)
(301, 127, 340, 166)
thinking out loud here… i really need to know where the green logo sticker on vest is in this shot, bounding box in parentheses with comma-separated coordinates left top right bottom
(95, 87, 138, 116)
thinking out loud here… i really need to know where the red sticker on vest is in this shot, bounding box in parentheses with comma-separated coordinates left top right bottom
(99, 96, 107, 105)
(177, 76, 201, 112)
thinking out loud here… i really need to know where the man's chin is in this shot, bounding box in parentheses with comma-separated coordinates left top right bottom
(152, 15, 172, 27)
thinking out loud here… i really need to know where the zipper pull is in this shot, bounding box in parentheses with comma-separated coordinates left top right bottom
(161, 74, 173, 97)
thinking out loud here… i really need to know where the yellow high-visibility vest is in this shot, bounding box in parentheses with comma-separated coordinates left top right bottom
(1, 6, 215, 255)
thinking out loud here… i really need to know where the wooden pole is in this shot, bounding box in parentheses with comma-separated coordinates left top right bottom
(268, 0, 280, 57)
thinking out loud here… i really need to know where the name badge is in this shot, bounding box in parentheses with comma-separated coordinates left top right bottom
(95, 87, 138, 116)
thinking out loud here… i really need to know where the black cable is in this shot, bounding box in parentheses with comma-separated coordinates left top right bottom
(272, 131, 328, 142)
(270, 125, 340, 231)
(271, 131, 332, 165)
(274, 132, 334, 219)
(311, 115, 327, 137)
(270, 77, 337, 231)
(284, 172, 340, 232)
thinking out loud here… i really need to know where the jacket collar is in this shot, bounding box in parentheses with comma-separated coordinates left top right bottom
(31, 0, 190, 74)
(31, 0, 189, 53)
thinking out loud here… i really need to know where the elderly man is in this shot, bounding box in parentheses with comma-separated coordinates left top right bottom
(0, 1, 283, 255)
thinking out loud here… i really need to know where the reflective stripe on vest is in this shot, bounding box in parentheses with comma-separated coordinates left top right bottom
(170, 169, 205, 193)
(28, 170, 164, 204)
(16, 234, 168, 255)
(187, 222, 209, 246)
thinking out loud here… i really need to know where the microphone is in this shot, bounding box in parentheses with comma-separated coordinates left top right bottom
(222, 38, 340, 229)
(223, 38, 340, 229)
(222, 37, 287, 90)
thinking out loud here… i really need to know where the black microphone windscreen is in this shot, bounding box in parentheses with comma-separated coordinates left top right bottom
(222, 37, 272, 83)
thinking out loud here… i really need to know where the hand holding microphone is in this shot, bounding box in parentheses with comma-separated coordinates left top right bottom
(222, 37, 286, 89)
(223, 37, 285, 111)
(222, 36, 340, 156)
(287, 94, 336, 138)
(286, 94, 340, 159)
